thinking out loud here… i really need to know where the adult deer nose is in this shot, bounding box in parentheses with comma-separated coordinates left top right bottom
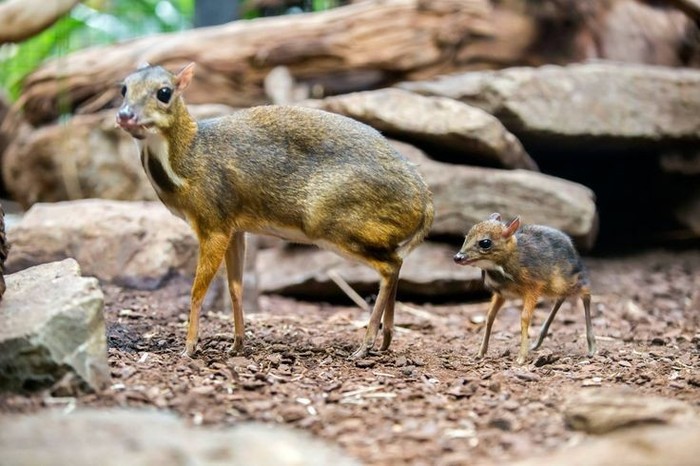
(453, 252, 466, 264)
(117, 107, 135, 123)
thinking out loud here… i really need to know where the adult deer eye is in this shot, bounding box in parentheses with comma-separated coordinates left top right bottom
(157, 87, 173, 103)
(120, 85, 126, 97)
(478, 239, 492, 250)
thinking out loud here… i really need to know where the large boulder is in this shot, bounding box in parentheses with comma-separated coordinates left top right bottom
(0, 408, 361, 466)
(398, 62, 700, 141)
(390, 141, 598, 248)
(306, 88, 538, 170)
(6, 200, 197, 290)
(0, 259, 109, 392)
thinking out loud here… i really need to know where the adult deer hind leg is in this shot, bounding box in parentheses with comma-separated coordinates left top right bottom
(224, 231, 246, 354)
(350, 257, 401, 359)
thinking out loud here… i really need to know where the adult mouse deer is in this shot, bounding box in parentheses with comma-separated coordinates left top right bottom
(117, 63, 434, 359)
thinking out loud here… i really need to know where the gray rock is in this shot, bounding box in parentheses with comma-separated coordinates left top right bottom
(259, 241, 483, 300)
(390, 141, 598, 248)
(398, 62, 700, 140)
(306, 88, 538, 170)
(0, 408, 362, 466)
(563, 388, 698, 434)
(6, 199, 197, 290)
(0, 259, 109, 392)
(2, 104, 237, 209)
(508, 389, 700, 466)
(505, 424, 700, 466)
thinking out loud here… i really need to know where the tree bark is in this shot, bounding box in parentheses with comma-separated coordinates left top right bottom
(0, 0, 80, 44)
(18, 0, 539, 126)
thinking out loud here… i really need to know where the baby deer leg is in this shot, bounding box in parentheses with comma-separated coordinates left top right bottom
(478, 293, 506, 359)
(184, 230, 230, 357)
(531, 297, 566, 351)
(582, 292, 597, 356)
(517, 292, 540, 365)
(351, 264, 400, 359)
(224, 231, 246, 354)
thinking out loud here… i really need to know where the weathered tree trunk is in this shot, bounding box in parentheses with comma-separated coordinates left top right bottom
(18, 0, 539, 126)
(0, 0, 80, 44)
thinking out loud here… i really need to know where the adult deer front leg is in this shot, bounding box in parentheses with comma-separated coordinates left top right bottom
(184, 230, 230, 357)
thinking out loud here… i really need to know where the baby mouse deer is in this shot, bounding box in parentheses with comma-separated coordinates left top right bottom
(116, 63, 434, 359)
(453, 213, 596, 364)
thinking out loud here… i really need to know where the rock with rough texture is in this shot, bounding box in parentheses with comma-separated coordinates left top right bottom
(0, 259, 109, 392)
(6, 200, 197, 290)
(306, 88, 538, 169)
(506, 423, 700, 466)
(507, 388, 700, 466)
(390, 141, 598, 248)
(563, 388, 698, 434)
(398, 62, 700, 141)
(259, 241, 483, 300)
(2, 104, 236, 209)
(0, 408, 361, 466)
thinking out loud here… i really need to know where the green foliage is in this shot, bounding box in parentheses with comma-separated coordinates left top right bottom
(0, 0, 194, 101)
(242, 0, 342, 19)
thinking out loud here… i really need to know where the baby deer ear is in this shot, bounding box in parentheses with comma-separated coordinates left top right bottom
(137, 61, 151, 70)
(502, 216, 521, 238)
(488, 212, 502, 222)
(176, 62, 196, 92)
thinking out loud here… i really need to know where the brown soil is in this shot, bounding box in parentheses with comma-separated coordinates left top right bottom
(1, 248, 699, 465)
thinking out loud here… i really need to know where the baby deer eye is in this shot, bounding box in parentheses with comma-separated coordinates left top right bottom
(120, 85, 126, 97)
(156, 87, 173, 103)
(478, 239, 492, 250)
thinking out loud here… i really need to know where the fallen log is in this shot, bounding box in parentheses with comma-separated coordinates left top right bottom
(17, 0, 541, 126)
(0, 0, 79, 44)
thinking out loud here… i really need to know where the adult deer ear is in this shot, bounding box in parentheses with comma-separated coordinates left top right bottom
(502, 216, 520, 238)
(488, 212, 502, 222)
(176, 62, 195, 92)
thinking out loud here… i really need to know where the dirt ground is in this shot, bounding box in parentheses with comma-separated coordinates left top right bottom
(1, 247, 699, 465)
